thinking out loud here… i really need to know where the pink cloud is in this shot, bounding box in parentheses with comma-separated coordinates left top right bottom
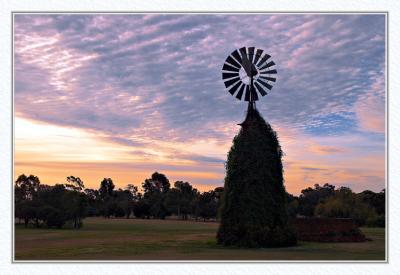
(354, 69, 385, 133)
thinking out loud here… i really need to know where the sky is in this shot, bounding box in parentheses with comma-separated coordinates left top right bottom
(14, 14, 386, 195)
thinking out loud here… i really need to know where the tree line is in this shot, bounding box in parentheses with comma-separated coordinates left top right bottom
(14, 173, 385, 229)
(287, 183, 385, 227)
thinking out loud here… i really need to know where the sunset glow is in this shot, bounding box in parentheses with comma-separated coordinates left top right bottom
(14, 14, 385, 194)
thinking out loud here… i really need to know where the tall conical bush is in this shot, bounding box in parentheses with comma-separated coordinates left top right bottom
(217, 107, 297, 247)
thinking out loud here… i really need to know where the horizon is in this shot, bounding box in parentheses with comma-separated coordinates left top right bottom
(14, 14, 386, 195)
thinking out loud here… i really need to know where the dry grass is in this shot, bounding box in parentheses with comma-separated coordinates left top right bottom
(15, 217, 385, 261)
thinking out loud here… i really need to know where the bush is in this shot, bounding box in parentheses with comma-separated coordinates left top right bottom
(44, 207, 66, 228)
(217, 108, 297, 247)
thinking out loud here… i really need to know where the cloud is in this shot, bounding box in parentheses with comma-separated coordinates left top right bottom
(14, 14, 386, 194)
(353, 66, 385, 133)
(309, 145, 348, 155)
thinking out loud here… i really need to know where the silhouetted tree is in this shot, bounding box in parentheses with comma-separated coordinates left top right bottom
(99, 178, 115, 198)
(315, 186, 381, 226)
(217, 108, 297, 247)
(98, 178, 115, 218)
(196, 191, 218, 221)
(66, 176, 84, 192)
(298, 183, 336, 216)
(15, 174, 40, 202)
(141, 172, 170, 219)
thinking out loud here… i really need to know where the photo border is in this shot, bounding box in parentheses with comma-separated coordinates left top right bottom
(2, 1, 398, 274)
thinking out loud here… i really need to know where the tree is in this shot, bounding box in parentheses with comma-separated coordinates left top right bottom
(15, 174, 40, 201)
(141, 172, 170, 219)
(298, 183, 335, 216)
(126, 184, 139, 198)
(217, 108, 297, 247)
(315, 186, 378, 226)
(174, 181, 198, 220)
(142, 172, 170, 194)
(84, 188, 100, 216)
(164, 181, 198, 220)
(98, 178, 115, 217)
(15, 174, 41, 227)
(66, 176, 85, 192)
(99, 178, 115, 198)
(164, 188, 181, 217)
(196, 191, 218, 221)
(114, 188, 136, 218)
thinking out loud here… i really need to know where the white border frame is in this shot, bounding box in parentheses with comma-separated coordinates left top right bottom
(1, 1, 398, 275)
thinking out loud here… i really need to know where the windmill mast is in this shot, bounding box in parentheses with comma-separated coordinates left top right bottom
(249, 75, 255, 111)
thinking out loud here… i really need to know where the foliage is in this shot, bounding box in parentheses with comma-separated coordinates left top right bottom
(315, 187, 383, 227)
(15, 178, 87, 229)
(195, 190, 218, 221)
(298, 183, 335, 216)
(164, 181, 199, 220)
(14, 170, 385, 230)
(217, 108, 297, 247)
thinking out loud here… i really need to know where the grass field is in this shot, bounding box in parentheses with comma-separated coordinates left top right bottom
(14, 217, 386, 261)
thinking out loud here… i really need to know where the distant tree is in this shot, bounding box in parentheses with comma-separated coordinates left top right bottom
(141, 172, 171, 219)
(164, 188, 182, 217)
(358, 189, 386, 215)
(142, 172, 170, 194)
(298, 183, 336, 216)
(98, 178, 115, 218)
(196, 191, 218, 221)
(16, 200, 37, 227)
(126, 184, 139, 198)
(15, 174, 40, 201)
(66, 176, 85, 192)
(214, 187, 224, 220)
(99, 178, 115, 199)
(84, 188, 100, 216)
(15, 174, 41, 226)
(315, 186, 379, 226)
(115, 188, 135, 218)
(164, 181, 198, 220)
(132, 198, 150, 219)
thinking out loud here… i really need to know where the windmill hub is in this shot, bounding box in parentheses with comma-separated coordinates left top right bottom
(222, 47, 277, 104)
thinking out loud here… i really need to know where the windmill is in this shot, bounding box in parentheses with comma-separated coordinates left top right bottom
(217, 48, 296, 247)
(221, 47, 277, 111)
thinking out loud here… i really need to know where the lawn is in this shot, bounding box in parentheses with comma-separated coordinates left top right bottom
(14, 217, 386, 261)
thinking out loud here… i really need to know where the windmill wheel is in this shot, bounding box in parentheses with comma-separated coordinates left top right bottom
(222, 47, 277, 101)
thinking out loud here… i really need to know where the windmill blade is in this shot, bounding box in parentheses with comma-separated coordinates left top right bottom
(228, 81, 242, 95)
(257, 78, 273, 90)
(244, 85, 251, 101)
(239, 47, 247, 58)
(224, 76, 240, 88)
(254, 82, 267, 96)
(253, 49, 264, 65)
(259, 75, 276, 82)
(261, 69, 277, 74)
(222, 63, 240, 72)
(256, 54, 271, 67)
(259, 61, 276, 71)
(231, 50, 242, 65)
(225, 55, 241, 69)
(248, 47, 255, 63)
(222, 72, 239, 80)
(235, 84, 245, 100)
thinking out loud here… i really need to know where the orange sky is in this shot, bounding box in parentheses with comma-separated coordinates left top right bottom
(15, 116, 385, 195)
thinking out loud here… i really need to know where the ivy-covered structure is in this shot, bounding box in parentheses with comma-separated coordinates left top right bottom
(217, 106, 297, 247)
